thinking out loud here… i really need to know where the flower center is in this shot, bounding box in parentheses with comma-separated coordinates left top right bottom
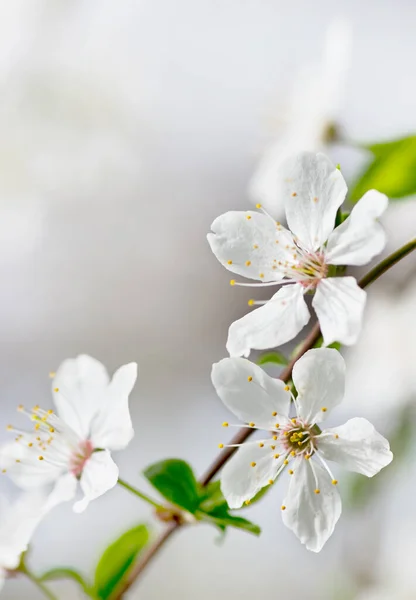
(290, 250, 328, 289)
(281, 419, 315, 457)
(69, 440, 94, 477)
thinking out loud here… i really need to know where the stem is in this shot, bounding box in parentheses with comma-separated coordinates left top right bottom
(358, 238, 416, 288)
(21, 567, 58, 600)
(117, 478, 166, 511)
(112, 239, 416, 599)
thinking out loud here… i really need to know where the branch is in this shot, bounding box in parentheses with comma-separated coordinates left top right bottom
(112, 238, 416, 599)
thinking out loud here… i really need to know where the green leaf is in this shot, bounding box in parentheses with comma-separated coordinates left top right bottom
(198, 481, 227, 512)
(94, 525, 149, 600)
(39, 568, 93, 596)
(197, 504, 261, 536)
(143, 459, 200, 513)
(350, 135, 416, 202)
(313, 338, 342, 351)
(257, 351, 288, 366)
(197, 481, 261, 535)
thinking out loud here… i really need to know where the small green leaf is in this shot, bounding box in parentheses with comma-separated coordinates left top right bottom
(143, 459, 200, 513)
(39, 568, 93, 596)
(198, 481, 227, 512)
(350, 135, 416, 202)
(94, 525, 149, 599)
(198, 504, 261, 536)
(313, 338, 342, 351)
(197, 481, 261, 535)
(257, 351, 288, 366)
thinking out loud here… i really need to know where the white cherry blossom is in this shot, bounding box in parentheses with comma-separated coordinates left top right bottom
(0, 491, 51, 593)
(208, 152, 388, 356)
(0, 354, 137, 513)
(211, 348, 392, 552)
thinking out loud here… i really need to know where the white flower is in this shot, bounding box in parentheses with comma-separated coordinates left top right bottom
(249, 19, 352, 219)
(211, 348, 392, 552)
(0, 491, 50, 593)
(0, 354, 137, 513)
(208, 152, 388, 356)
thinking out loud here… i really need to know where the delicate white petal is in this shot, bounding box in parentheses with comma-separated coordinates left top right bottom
(313, 277, 367, 346)
(227, 283, 310, 357)
(45, 473, 78, 511)
(326, 190, 388, 265)
(211, 358, 291, 429)
(276, 152, 347, 251)
(0, 491, 51, 569)
(53, 354, 110, 439)
(221, 442, 284, 508)
(73, 451, 119, 513)
(90, 363, 137, 451)
(281, 457, 342, 552)
(292, 348, 345, 424)
(316, 418, 393, 477)
(0, 441, 63, 489)
(207, 211, 295, 281)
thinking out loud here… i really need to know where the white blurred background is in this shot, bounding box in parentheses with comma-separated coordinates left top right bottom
(0, 1, 416, 598)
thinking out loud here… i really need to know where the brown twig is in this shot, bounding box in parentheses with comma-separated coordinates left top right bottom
(112, 239, 416, 599)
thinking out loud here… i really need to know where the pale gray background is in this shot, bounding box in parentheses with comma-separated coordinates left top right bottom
(0, 1, 415, 598)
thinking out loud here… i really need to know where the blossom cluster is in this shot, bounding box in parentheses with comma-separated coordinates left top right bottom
(208, 152, 392, 550)
(0, 151, 394, 596)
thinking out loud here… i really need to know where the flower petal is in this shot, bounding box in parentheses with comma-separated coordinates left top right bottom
(207, 211, 295, 282)
(227, 283, 310, 357)
(53, 354, 110, 439)
(277, 152, 347, 251)
(292, 348, 345, 424)
(211, 358, 291, 429)
(90, 363, 137, 450)
(45, 473, 78, 511)
(73, 450, 119, 513)
(313, 276, 367, 346)
(281, 457, 342, 552)
(325, 190, 388, 266)
(316, 418, 393, 477)
(221, 442, 284, 508)
(0, 491, 52, 569)
(0, 441, 63, 489)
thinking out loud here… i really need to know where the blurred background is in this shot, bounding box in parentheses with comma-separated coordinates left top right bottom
(0, 0, 416, 598)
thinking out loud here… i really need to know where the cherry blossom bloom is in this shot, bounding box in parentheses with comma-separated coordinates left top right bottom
(208, 152, 388, 356)
(0, 355, 137, 513)
(249, 19, 352, 219)
(0, 491, 51, 593)
(211, 348, 392, 551)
